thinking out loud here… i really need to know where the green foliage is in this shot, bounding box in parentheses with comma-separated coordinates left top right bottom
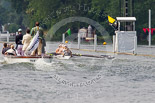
(6, 23, 19, 33)
(0, 0, 155, 43)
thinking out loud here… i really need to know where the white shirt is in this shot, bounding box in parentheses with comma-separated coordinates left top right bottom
(6, 49, 16, 55)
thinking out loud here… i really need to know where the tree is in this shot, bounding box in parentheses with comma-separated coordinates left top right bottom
(6, 0, 155, 43)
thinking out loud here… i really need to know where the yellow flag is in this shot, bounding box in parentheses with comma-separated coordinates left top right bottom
(108, 16, 115, 24)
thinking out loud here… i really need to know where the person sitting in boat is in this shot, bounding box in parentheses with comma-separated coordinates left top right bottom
(55, 44, 64, 54)
(8, 43, 14, 49)
(22, 28, 32, 55)
(61, 45, 72, 56)
(7, 44, 11, 49)
(5, 45, 16, 56)
(2, 43, 9, 54)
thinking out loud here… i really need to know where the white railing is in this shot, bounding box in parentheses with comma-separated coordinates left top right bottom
(62, 33, 98, 51)
(0, 31, 15, 43)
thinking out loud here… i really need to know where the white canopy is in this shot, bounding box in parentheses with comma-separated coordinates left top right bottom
(116, 17, 136, 22)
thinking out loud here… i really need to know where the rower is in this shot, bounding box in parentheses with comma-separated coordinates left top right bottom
(55, 44, 63, 54)
(61, 45, 72, 56)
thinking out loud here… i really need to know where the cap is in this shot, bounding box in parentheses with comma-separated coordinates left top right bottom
(18, 29, 22, 32)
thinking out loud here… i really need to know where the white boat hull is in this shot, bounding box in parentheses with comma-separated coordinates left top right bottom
(54, 55, 71, 60)
(4, 56, 52, 63)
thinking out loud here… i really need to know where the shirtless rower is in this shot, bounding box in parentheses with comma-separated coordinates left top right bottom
(55, 44, 63, 54)
(61, 45, 72, 56)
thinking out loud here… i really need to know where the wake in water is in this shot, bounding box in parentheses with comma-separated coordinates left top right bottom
(0, 56, 113, 82)
(0, 57, 7, 65)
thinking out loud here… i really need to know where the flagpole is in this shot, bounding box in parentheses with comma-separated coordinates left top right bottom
(149, 9, 151, 47)
(62, 33, 65, 43)
(62, 29, 71, 43)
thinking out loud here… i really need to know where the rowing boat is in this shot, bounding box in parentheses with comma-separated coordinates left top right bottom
(3, 55, 53, 63)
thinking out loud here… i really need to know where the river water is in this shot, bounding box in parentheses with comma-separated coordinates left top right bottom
(0, 42, 155, 103)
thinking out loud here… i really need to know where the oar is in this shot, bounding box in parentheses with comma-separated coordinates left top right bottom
(47, 52, 64, 56)
(72, 53, 114, 59)
(46, 52, 57, 56)
(47, 52, 114, 59)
